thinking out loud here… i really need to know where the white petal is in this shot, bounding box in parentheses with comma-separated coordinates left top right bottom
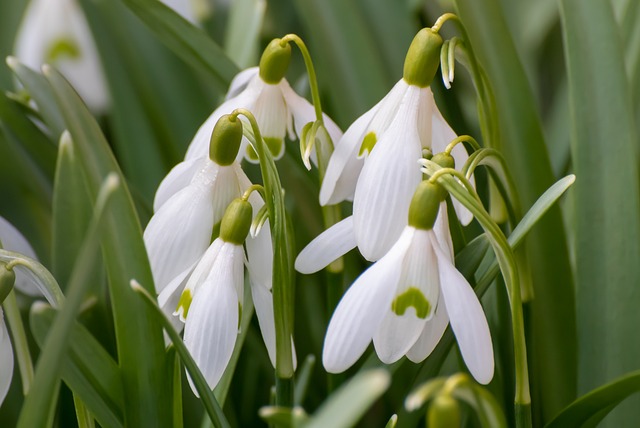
(431, 109, 474, 226)
(433, 202, 454, 261)
(226, 67, 260, 100)
(435, 241, 494, 384)
(322, 227, 413, 373)
(0, 310, 13, 405)
(184, 243, 243, 393)
(0, 216, 39, 296)
(416, 87, 434, 150)
(157, 262, 195, 317)
(366, 80, 411, 137)
(295, 216, 356, 274)
(405, 294, 450, 363)
(353, 87, 423, 261)
(184, 80, 261, 161)
(252, 82, 288, 159)
(153, 156, 204, 212)
(373, 229, 438, 363)
(182, 238, 224, 300)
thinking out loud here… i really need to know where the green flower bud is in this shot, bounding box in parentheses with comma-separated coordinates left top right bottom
(209, 114, 244, 166)
(427, 395, 461, 428)
(431, 152, 455, 169)
(0, 262, 15, 304)
(220, 198, 253, 245)
(259, 38, 292, 84)
(408, 181, 448, 230)
(403, 28, 443, 88)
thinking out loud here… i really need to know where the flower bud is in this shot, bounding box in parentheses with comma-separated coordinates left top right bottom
(259, 38, 292, 84)
(209, 114, 244, 166)
(427, 395, 461, 428)
(403, 28, 443, 88)
(0, 262, 15, 304)
(431, 152, 455, 169)
(408, 181, 447, 230)
(220, 199, 253, 245)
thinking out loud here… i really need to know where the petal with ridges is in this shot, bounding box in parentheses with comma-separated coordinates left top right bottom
(225, 67, 259, 100)
(406, 294, 450, 363)
(295, 216, 356, 274)
(153, 156, 204, 212)
(435, 241, 494, 384)
(323, 227, 413, 373)
(0, 216, 39, 296)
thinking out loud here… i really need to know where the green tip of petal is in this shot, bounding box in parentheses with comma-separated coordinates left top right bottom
(391, 287, 431, 319)
(46, 37, 81, 62)
(176, 289, 193, 320)
(359, 132, 377, 157)
(403, 28, 443, 88)
(264, 137, 284, 159)
(259, 38, 292, 84)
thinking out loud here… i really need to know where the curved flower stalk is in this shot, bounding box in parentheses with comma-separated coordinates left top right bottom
(321, 181, 494, 384)
(184, 37, 342, 164)
(14, 0, 109, 112)
(318, 26, 473, 261)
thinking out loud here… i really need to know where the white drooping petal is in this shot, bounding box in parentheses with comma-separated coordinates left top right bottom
(0, 309, 13, 405)
(181, 238, 224, 303)
(432, 203, 454, 261)
(323, 228, 413, 373)
(416, 86, 434, 150)
(435, 239, 494, 384)
(184, 243, 243, 393)
(366, 79, 412, 137)
(157, 261, 196, 321)
(15, 0, 108, 112)
(353, 87, 423, 261)
(0, 216, 39, 296)
(406, 294, 450, 363)
(431, 108, 474, 226)
(226, 67, 260, 100)
(184, 79, 261, 161)
(295, 216, 357, 274)
(252, 82, 288, 159)
(153, 156, 204, 212)
(373, 229, 438, 363)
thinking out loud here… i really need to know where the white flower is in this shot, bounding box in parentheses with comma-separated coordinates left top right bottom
(14, 0, 109, 112)
(184, 66, 342, 164)
(321, 203, 494, 384)
(319, 80, 472, 261)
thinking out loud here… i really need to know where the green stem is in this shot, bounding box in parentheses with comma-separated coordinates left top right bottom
(426, 164, 531, 424)
(1, 253, 65, 308)
(73, 394, 95, 428)
(276, 376, 294, 407)
(2, 290, 34, 394)
(445, 135, 482, 155)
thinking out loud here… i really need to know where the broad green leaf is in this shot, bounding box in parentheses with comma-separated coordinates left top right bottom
(453, 0, 577, 420)
(305, 369, 390, 428)
(30, 304, 124, 428)
(224, 0, 265, 69)
(559, 0, 640, 425)
(546, 371, 640, 428)
(17, 174, 117, 428)
(40, 65, 172, 427)
(119, 0, 239, 92)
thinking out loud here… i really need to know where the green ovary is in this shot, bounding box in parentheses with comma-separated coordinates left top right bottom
(391, 287, 431, 319)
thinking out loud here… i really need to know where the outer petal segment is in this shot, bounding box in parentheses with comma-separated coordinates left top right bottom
(295, 216, 356, 274)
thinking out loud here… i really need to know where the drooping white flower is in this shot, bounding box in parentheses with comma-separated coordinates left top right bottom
(318, 28, 472, 261)
(320, 182, 494, 384)
(14, 0, 109, 112)
(184, 39, 342, 164)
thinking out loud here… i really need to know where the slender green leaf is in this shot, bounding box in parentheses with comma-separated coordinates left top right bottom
(30, 304, 124, 428)
(38, 65, 172, 427)
(305, 369, 390, 428)
(559, 0, 640, 424)
(224, 0, 265, 69)
(119, 0, 239, 92)
(546, 371, 640, 428)
(452, 0, 577, 420)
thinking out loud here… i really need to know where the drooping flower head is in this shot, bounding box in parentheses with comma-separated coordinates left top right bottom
(14, 0, 109, 112)
(319, 27, 472, 262)
(184, 37, 342, 164)
(321, 180, 494, 384)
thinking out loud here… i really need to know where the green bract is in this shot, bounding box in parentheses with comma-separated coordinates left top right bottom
(403, 28, 443, 88)
(259, 38, 292, 84)
(209, 114, 244, 166)
(0, 263, 15, 304)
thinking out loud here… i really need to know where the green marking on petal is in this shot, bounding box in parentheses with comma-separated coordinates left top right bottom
(264, 137, 284, 159)
(246, 144, 260, 162)
(177, 289, 193, 319)
(46, 38, 81, 62)
(391, 286, 431, 319)
(359, 132, 377, 157)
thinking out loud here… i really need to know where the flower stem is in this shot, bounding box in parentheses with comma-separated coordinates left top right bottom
(2, 290, 34, 394)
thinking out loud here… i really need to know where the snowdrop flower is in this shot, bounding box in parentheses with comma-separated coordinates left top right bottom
(145, 115, 259, 318)
(0, 216, 40, 404)
(184, 38, 342, 164)
(14, 0, 108, 112)
(319, 28, 472, 261)
(321, 181, 494, 384)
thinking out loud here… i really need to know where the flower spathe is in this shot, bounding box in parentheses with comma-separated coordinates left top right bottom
(14, 0, 109, 112)
(184, 68, 342, 164)
(321, 203, 494, 384)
